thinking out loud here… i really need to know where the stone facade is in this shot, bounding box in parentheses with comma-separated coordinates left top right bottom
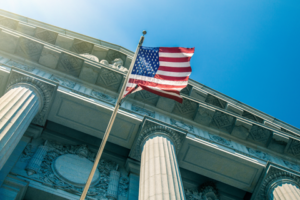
(0, 9, 300, 200)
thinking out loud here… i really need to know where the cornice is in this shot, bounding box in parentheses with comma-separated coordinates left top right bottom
(129, 117, 187, 161)
(6, 70, 57, 126)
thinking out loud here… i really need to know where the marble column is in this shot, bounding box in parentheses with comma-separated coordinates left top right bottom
(267, 179, 300, 200)
(0, 83, 43, 170)
(139, 134, 185, 200)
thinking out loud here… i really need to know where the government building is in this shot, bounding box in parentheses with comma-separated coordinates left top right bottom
(0, 9, 300, 200)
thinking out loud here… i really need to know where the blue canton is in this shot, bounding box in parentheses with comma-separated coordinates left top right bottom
(132, 46, 159, 77)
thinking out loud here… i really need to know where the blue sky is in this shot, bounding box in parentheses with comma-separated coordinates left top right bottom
(1, 0, 300, 128)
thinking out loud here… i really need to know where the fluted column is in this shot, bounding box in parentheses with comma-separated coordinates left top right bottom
(0, 83, 43, 170)
(267, 179, 300, 200)
(139, 134, 185, 200)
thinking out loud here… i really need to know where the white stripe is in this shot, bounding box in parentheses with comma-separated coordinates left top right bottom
(126, 83, 182, 91)
(156, 70, 191, 77)
(129, 74, 188, 86)
(159, 52, 194, 58)
(159, 61, 190, 67)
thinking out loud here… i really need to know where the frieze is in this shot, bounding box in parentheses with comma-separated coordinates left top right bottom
(131, 105, 155, 117)
(170, 118, 194, 133)
(209, 134, 232, 148)
(49, 75, 76, 88)
(6, 60, 35, 72)
(91, 90, 116, 104)
(19, 141, 129, 199)
(246, 147, 270, 160)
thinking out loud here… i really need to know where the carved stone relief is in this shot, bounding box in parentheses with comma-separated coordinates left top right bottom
(205, 94, 226, 109)
(134, 90, 159, 106)
(105, 49, 127, 66)
(131, 105, 155, 117)
(56, 53, 84, 77)
(242, 110, 264, 123)
(194, 106, 215, 126)
(35, 27, 58, 44)
(6, 60, 35, 72)
(170, 118, 194, 133)
(0, 16, 18, 29)
(173, 98, 198, 119)
(246, 147, 270, 160)
(91, 90, 116, 104)
(287, 139, 300, 159)
(181, 85, 192, 95)
(71, 39, 94, 54)
(96, 68, 123, 92)
(15, 37, 44, 62)
(248, 125, 272, 146)
(210, 111, 236, 133)
(49, 75, 76, 88)
(0, 31, 19, 53)
(20, 142, 129, 199)
(209, 134, 233, 148)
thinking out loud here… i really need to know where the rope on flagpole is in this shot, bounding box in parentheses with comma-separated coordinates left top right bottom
(79, 31, 146, 200)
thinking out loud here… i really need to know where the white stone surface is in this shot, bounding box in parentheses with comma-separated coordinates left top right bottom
(52, 154, 100, 186)
(0, 85, 40, 170)
(139, 135, 185, 200)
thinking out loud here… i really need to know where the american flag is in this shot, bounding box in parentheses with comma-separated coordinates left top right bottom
(122, 46, 195, 103)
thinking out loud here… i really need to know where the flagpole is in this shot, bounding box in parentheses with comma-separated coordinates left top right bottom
(79, 31, 146, 200)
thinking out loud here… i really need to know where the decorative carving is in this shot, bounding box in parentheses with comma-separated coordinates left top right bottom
(71, 39, 94, 54)
(6, 60, 35, 72)
(209, 134, 232, 147)
(287, 139, 300, 158)
(107, 170, 120, 200)
(283, 160, 300, 172)
(110, 58, 128, 72)
(96, 68, 123, 92)
(105, 49, 127, 66)
(20, 141, 129, 199)
(180, 85, 192, 95)
(184, 189, 202, 200)
(170, 118, 194, 133)
(198, 182, 219, 200)
(205, 94, 226, 109)
(242, 111, 263, 123)
(0, 16, 18, 29)
(7, 71, 57, 126)
(194, 107, 214, 126)
(131, 105, 155, 117)
(16, 37, 44, 62)
(80, 53, 99, 62)
(26, 145, 48, 175)
(134, 90, 159, 106)
(91, 90, 116, 104)
(173, 98, 198, 119)
(35, 27, 58, 44)
(246, 147, 270, 160)
(129, 120, 186, 161)
(57, 53, 84, 77)
(210, 111, 236, 133)
(118, 176, 129, 198)
(254, 165, 300, 200)
(249, 125, 272, 145)
(49, 75, 76, 88)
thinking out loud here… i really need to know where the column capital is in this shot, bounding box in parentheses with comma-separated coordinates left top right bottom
(251, 162, 300, 200)
(129, 117, 187, 161)
(5, 70, 57, 126)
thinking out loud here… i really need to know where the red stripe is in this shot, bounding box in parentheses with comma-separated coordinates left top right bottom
(129, 79, 187, 88)
(159, 57, 191, 62)
(139, 85, 183, 103)
(159, 47, 195, 53)
(153, 74, 190, 81)
(158, 66, 191, 72)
